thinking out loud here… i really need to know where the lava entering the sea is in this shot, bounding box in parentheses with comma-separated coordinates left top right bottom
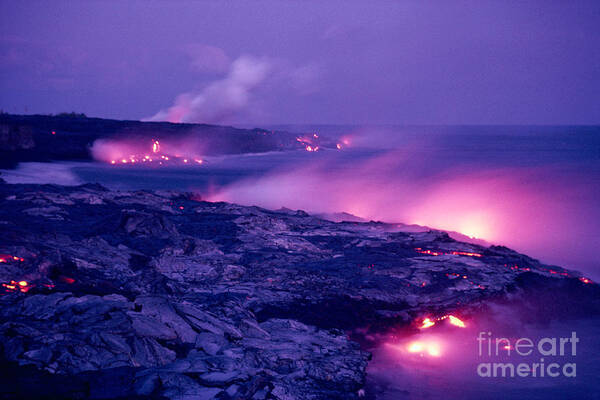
(418, 314, 467, 329)
(103, 139, 205, 166)
(93, 138, 206, 167)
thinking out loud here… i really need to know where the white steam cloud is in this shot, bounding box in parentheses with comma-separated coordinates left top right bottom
(148, 55, 271, 124)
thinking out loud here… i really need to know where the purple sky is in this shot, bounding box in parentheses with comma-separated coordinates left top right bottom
(1, 0, 599, 125)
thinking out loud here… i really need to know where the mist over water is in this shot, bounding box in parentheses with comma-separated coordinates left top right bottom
(365, 301, 600, 400)
(2, 125, 599, 279)
(210, 125, 600, 280)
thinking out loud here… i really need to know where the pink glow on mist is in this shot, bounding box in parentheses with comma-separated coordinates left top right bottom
(205, 149, 599, 277)
(91, 137, 207, 164)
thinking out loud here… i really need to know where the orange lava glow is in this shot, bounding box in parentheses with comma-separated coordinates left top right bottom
(104, 139, 205, 167)
(446, 315, 466, 328)
(407, 341, 424, 352)
(0, 254, 25, 263)
(60, 276, 76, 284)
(420, 318, 436, 329)
(418, 314, 466, 329)
(2, 280, 31, 293)
(295, 134, 324, 152)
(406, 340, 442, 357)
(579, 277, 592, 284)
(414, 248, 482, 258)
(449, 251, 482, 257)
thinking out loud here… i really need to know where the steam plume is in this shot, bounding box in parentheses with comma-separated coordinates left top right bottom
(148, 55, 270, 124)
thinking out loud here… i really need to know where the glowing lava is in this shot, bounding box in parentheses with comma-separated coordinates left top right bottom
(295, 133, 323, 152)
(0, 254, 25, 263)
(420, 318, 436, 329)
(105, 139, 204, 167)
(405, 340, 442, 357)
(418, 314, 466, 329)
(414, 248, 482, 258)
(59, 276, 76, 284)
(407, 341, 424, 352)
(2, 280, 31, 293)
(446, 315, 466, 328)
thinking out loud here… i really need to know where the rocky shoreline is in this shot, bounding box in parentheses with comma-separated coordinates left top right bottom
(0, 114, 317, 169)
(0, 182, 597, 399)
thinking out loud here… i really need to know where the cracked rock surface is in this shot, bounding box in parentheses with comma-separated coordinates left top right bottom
(0, 182, 593, 399)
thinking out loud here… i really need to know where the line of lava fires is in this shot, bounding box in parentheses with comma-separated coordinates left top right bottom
(295, 132, 348, 152)
(1, 247, 592, 296)
(413, 247, 593, 286)
(0, 254, 74, 295)
(107, 140, 204, 166)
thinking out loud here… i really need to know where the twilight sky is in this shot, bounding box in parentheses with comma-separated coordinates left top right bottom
(1, 0, 599, 125)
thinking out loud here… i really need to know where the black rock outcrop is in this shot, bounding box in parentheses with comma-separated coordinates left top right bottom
(0, 183, 596, 399)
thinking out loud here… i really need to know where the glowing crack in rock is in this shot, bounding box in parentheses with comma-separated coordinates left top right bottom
(2, 280, 32, 293)
(418, 314, 466, 329)
(0, 254, 25, 263)
(59, 276, 76, 284)
(414, 248, 482, 258)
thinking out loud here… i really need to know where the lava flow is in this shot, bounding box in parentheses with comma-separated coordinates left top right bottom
(386, 340, 443, 358)
(1, 280, 32, 294)
(419, 314, 466, 329)
(94, 139, 205, 166)
(414, 248, 483, 258)
(295, 133, 337, 152)
(109, 140, 205, 166)
(0, 254, 25, 263)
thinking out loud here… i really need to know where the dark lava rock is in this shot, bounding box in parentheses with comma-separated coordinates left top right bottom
(0, 182, 597, 399)
(0, 113, 326, 168)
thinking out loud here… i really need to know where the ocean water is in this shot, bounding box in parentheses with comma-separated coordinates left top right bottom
(2, 125, 600, 399)
(1, 125, 599, 280)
